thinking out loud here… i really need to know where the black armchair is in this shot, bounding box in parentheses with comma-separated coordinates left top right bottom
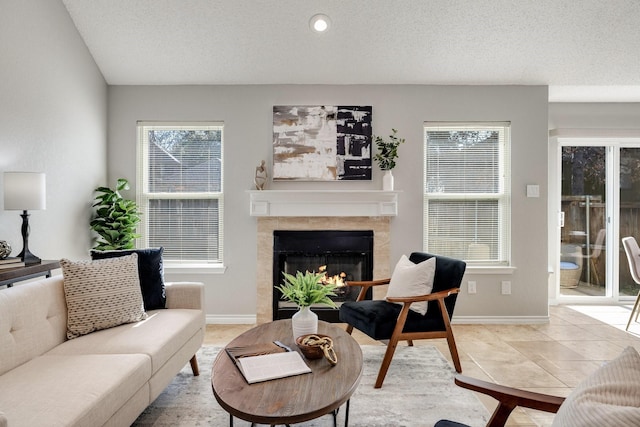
(339, 252, 465, 388)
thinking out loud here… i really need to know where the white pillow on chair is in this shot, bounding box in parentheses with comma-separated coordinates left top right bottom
(385, 255, 436, 315)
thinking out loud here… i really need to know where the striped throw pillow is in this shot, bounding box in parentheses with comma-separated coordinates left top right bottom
(61, 254, 147, 339)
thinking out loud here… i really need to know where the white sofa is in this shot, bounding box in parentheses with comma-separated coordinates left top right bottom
(0, 275, 205, 427)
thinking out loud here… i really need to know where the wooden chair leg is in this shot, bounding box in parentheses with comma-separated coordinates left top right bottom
(374, 305, 412, 388)
(346, 324, 354, 335)
(407, 339, 414, 346)
(627, 291, 640, 331)
(438, 298, 462, 373)
(446, 330, 462, 373)
(590, 258, 600, 286)
(190, 355, 200, 376)
(375, 337, 400, 388)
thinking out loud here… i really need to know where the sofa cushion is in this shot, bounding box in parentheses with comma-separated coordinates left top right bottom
(385, 255, 436, 315)
(47, 308, 203, 374)
(60, 255, 147, 339)
(552, 346, 640, 427)
(339, 299, 447, 340)
(91, 247, 166, 310)
(0, 353, 150, 427)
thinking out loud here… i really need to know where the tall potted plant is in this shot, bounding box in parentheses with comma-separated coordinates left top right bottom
(276, 268, 338, 340)
(90, 178, 141, 250)
(373, 128, 405, 190)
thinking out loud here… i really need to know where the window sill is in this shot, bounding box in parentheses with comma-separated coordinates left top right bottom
(164, 263, 227, 274)
(465, 266, 516, 275)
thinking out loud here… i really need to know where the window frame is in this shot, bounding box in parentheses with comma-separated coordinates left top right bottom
(423, 122, 511, 267)
(136, 121, 225, 272)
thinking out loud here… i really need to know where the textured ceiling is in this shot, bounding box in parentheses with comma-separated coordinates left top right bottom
(62, 0, 640, 101)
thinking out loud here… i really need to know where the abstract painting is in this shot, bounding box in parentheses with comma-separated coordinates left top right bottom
(273, 105, 372, 181)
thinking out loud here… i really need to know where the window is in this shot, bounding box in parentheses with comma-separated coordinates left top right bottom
(137, 122, 223, 266)
(423, 122, 511, 265)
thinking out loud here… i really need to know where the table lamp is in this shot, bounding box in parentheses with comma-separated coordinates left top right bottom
(3, 172, 46, 264)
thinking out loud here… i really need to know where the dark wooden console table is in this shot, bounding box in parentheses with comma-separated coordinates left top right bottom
(0, 260, 61, 288)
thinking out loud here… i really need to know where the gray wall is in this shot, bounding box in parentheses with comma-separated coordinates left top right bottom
(108, 85, 549, 321)
(0, 0, 108, 261)
(0, 1, 550, 322)
(549, 103, 640, 129)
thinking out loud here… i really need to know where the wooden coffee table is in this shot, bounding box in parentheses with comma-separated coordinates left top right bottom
(211, 319, 363, 426)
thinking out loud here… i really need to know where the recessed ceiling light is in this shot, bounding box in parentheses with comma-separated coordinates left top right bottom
(310, 14, 331, 33)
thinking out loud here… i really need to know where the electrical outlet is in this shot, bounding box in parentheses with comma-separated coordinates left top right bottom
(468, 281, 477, 294)
(501, 281, 511, 295)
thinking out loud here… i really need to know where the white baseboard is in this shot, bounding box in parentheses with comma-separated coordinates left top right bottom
(205, 314, 549, 325)
(206, 314, 257, 325)
(452, 315, 549, 324)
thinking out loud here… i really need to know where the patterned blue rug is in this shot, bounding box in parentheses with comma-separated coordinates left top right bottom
(132, 345, 489, 427)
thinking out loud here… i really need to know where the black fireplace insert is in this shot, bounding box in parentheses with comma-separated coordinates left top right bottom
(273, 230, 374, 322)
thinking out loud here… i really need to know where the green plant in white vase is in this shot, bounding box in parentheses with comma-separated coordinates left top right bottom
(373, 128, 405, 190)
(276, 269, 338, 340)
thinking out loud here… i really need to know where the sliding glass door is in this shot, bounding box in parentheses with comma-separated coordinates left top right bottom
(619, 147, 640, 297)
(560, 146, 607, 297)
(556, 137, 640, 301)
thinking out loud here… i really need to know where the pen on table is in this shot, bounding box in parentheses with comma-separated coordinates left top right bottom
(273, 341, 292, 352)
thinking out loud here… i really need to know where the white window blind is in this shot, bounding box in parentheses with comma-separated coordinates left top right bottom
(137, 122, 224, 264)
(423, 122, 511, 265)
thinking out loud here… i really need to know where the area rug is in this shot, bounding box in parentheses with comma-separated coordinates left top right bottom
(132, 345, 489, 427)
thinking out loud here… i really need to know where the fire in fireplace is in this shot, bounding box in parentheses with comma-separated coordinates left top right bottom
(273, 230, 374, 322)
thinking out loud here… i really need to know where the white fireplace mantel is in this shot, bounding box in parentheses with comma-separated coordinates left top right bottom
(248, 190, 399, 217)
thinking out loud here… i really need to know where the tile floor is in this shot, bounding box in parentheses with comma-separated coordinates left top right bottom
(204, 304, 640, 426)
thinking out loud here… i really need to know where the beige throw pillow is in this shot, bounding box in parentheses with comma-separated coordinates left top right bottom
(61, 254, 147, 339)
(385, 255, 436, 315)
(552, 346, 640, 427)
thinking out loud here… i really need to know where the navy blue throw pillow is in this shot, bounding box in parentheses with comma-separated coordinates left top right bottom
(90, 247, 166, 310)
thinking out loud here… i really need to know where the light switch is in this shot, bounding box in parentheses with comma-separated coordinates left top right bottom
(526, 185, 540, 198)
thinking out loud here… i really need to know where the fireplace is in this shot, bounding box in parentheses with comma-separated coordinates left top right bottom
(255, 216, 391, 324)
(273, 230, 374, 322)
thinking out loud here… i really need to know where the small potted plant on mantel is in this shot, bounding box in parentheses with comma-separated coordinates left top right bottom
(373, 128, 405, 191)
(276, 267, 338, 340)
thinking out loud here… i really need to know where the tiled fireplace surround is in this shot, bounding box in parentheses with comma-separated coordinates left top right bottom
(251, 190, 398, 323)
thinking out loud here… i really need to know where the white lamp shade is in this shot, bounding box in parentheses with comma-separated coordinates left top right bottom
(3, 172, 47, 211)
